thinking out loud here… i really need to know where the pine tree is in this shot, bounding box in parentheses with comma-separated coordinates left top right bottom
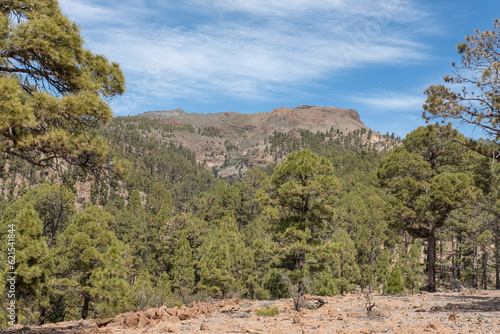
(270, 150, 341, 296)
(89, 241, 129, 317)
(423, 20, 500, 146)
(375, 249, 391, 293)
(0, 0, 125, 175)
(0, 204, 53, 325)
(386, 266, 405, 295)
(198, 216, 254, 297)
(329, 229, 361, 294)
(378, 125, 481, 292)
(55, 206, 129, 319)
(399, 240, 424, 294)
(335, 184, 390, 291)
(18, 184, 75, 247)
(170, 234, 197, 297)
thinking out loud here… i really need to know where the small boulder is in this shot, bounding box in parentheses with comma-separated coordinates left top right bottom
(292, 313, 305, 326)
(425, 320, 443, 331)
(158, 324, 176, 333)
(137, 310, 150, 327)
(430, 306, 443, 312)
(123, 312, 140, 329)
(96, 318, 114, 328)
(166, 307, 179, 316)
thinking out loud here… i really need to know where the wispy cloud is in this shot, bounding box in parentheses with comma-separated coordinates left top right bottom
(59, 0, 435, 114)
(355, 92, 426, 111)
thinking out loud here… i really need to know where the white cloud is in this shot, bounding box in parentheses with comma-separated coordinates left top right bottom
(59, 0, 435, 115)
(354, 92, 426, 111)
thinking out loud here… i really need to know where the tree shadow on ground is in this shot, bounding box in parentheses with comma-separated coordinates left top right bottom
(435, 293, 500, 313)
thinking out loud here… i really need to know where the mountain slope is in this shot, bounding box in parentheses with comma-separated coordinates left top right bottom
(119, 105, 395, 177)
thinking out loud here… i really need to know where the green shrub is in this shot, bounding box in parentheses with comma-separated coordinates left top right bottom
(254, 306, 280, 316)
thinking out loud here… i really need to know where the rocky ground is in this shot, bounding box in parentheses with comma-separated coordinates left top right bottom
(4, 289, 500, 334)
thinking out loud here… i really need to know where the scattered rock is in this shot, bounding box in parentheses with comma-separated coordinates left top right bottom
(145, 307, 161, 319)
(368, 306, 388, 318)
(10, 290, 500, 334)
(166, 307, 179, 316)
(358, 327, 373, 334)
(177, 312, 192, 321)
(220, 304, 241, 313)
(292, 313, 305, 326)
(328, 309, 343, 319)
(96, 318, 114, 328)
(346, 311, 359, 318)
(123, 312, 140, 329)
(137, 310, 150, 327)
(459, 288, 478, 296)
(158, 324, 176, 333)
(446, 303, 460, 310)
(425, 320, 443, 331)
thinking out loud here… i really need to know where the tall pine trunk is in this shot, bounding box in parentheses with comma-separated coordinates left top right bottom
(481, 250, 488, 290)
(82, 294, 91, 320)
(473, 246, 478, 289)
(496, 237, 500, 289)
(428, 229, 437, 292)
(451, 236, 456, 282)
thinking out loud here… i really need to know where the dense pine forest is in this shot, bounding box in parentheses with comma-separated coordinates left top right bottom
(1, 1, 500, 329)
(1, 116, 499, 326)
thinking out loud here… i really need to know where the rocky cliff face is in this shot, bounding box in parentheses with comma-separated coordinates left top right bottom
(142, 105, 365, 137)
(136, 105, 390, 177)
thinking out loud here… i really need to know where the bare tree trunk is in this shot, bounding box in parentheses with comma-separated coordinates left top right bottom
(439, 237, 444, 280)
(38, 306, 46, 326)
(451, 236, 456, 283)
(473, 246, 478, 289)
(496, 236, 500, 289)
(82, 294, 90, 320)
(457, 234, 462, 281)
(496, 243, 500, 289)
(481, 250, 488, 290)
(428, 229, 437, 292)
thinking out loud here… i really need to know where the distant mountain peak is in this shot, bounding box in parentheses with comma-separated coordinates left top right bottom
(143, 108, 186, 117)
(132, 105, 390, 177)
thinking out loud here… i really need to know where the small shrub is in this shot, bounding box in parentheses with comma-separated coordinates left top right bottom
(255, 306, 280, 317)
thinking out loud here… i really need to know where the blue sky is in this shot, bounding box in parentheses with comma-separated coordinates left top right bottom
(59, 0, 500, 138)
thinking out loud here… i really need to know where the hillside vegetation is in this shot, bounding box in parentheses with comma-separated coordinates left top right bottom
(0, 113, 499, 327)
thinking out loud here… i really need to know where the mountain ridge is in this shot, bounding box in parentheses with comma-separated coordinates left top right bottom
(127, 105, 393, 177)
